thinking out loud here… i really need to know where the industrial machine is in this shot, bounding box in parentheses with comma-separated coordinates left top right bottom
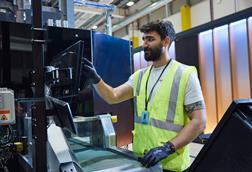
(16, 96, 162, 172)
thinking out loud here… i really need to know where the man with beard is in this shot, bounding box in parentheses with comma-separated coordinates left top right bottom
(82, 20, 206, 172)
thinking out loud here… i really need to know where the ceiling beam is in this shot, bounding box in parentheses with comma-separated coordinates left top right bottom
(112, 0, 173, 32)
(74, 5, 124, 18)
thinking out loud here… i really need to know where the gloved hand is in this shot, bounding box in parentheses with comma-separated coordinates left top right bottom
(139, 141, 176, 168)
(82, 58, 101, 84)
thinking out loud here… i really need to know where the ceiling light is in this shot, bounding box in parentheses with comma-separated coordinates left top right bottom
(126, 1, 135, 7)
(92, 25, 98, 30)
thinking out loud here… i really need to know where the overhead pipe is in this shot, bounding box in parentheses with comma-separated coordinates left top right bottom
(105, 9, 113, 35)
(112, 0, 173, 32)
(74, 0, 115, 11)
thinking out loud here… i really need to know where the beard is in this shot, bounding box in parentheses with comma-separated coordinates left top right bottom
(144, 43, 163, 62)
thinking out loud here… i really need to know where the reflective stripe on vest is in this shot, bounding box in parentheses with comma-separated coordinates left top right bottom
(134, 69, 148, 124)
(149, 65, 185, 132)
(167, 65, 184, 122)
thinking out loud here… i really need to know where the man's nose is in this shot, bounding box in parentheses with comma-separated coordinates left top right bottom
(142, 41, 148, 49)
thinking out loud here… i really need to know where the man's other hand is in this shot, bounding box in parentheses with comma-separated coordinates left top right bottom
(139, 142, 175, 168)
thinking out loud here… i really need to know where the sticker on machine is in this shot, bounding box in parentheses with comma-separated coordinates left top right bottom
(0, 109, 10, 120)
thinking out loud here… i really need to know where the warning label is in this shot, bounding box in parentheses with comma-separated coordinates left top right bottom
(0, 109, 10, 114)
(0, 109, 10, 121)
(1, 115, 8, 120)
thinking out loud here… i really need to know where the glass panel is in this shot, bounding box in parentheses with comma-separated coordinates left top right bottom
(198, 30, 217, 133)
(229, 19, 251, 99)
(213, 25, 232, 121)
(248, 17, 252, 95)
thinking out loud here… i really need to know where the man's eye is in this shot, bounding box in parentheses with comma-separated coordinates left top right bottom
(149, 38, 154, 41)
(143, 38, 154, 42)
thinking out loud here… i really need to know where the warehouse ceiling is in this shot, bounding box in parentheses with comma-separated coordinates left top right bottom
(73, 0, 160, 32)
(43, 0, 204, 33)
(44, 0, 200, 33)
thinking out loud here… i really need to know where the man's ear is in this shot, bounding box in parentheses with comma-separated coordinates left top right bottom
(162, 36, 170, 47)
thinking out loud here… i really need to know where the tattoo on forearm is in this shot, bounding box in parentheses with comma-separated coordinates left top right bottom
(185, 101, 206, 114)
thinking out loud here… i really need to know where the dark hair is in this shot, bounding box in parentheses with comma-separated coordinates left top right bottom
(140, 20, 176, 42)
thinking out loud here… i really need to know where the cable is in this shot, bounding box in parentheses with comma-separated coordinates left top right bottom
(0, 146, 12, 172)
(0, 125, 14, 147)
(0, 125, 15, 172)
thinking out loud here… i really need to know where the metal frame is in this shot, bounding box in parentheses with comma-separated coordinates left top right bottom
(31, 0, 47, 171)
(1, 22, 11, 86)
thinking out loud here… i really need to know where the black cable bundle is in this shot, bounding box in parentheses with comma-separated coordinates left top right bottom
(0, 125, 15, 172)
(0, 125, 14, 147)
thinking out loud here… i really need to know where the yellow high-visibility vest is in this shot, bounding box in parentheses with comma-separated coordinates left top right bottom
(132, 60, 197, 171)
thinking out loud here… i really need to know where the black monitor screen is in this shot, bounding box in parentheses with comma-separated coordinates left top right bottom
(46, 96, 77, 134)
(188, 99, 252, 172)
(47, 40, 84, 99)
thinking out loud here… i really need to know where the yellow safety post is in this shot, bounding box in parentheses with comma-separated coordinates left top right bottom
(130, 36, 139, 48)
(180, 4, 191, 31)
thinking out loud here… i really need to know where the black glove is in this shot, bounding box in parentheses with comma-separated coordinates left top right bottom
(82, 58, 101, 84)
(139, 141, 176, 168)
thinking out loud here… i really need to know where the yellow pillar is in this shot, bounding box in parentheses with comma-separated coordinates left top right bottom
(180, 4, 191, 31)
(130, 36, 139, 48)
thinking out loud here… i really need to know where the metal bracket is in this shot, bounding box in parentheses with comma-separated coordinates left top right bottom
(31, 27, 47, 44)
